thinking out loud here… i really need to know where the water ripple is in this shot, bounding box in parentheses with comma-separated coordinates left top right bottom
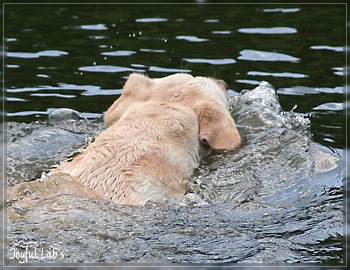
(313, 103, 343, 111)
(236, 79, 261, 85)
(7, 109, 102, 119)
(176, 35, 209, 42)
(311, 45, 343, 52)
(7, 50, 69, 59)
(204, 19, 220, 23)
(238, 27, 297, 34)
(248, 71, 308, 78)
(31, 93, 76, 99)
(239, 50, 300, 62)
(332, 67, 343, 76)
(262, 8, 301, 13)
(212, 30, 231, 35)
(278, 86, 343, 95)
(136, 18, 168, 23)
(79, 65, 144, 73)
(80, 23, 108, 30)
(7, 84, 122, 96)
(140, 48, 167, 53)
(7, 97, 26, 102)
(7, 64, 19, 68)
(87, 35, 108, 40)
(8, 109, 57, 117)
(148, 66, 191, 73)
(183, 58, 236, 65)
(101, 50, 136, 56)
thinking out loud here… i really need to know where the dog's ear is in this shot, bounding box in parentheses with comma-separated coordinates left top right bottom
(213, 79, 229, 91)
(211, 78, 231, 101)
(196, 102, 241, 151)
(122, 73, 153, 98)
(104, 73, 152, 125)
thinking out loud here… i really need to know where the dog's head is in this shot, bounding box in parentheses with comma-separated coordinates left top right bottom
(104, 73, 241, 151)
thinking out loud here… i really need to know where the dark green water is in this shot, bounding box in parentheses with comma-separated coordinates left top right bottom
(4, 3, 346, 266)
(5, 4, 344, 149)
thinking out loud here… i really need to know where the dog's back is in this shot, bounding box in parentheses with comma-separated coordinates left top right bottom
(59, 73, 241, 205)
(59, 102, 199, 205)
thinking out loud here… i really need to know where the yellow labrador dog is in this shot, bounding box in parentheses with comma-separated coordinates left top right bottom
(58, 73, 241, 205)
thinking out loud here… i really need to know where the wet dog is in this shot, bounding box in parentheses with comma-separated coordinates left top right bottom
(58, 73, 241, 205)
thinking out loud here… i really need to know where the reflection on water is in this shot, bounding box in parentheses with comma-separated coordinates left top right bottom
(5, 3, 345, 266)
(238, 49, 300, 62)
(6, 5, 343, 149)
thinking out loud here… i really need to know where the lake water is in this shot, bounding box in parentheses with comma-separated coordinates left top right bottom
(4, 3, 347, 267)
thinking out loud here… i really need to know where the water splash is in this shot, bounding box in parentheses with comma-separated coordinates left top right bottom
(188, 81, 338, 208)
(6, 82, 343, 264)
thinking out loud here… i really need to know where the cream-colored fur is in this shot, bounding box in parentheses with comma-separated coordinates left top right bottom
(58, 73, 241, 205)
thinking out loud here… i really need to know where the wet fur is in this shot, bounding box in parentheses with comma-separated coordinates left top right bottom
(58, 73, 241, 205)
